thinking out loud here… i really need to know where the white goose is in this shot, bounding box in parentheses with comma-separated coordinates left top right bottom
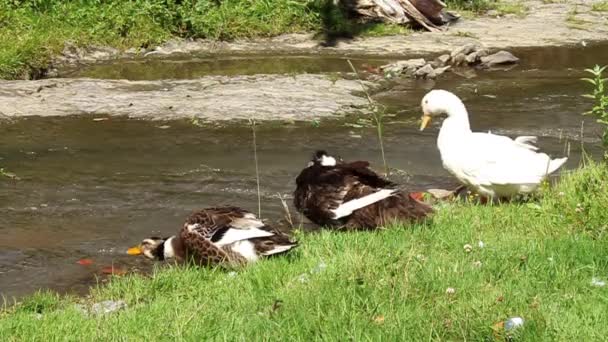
(419, 89, 568, 198)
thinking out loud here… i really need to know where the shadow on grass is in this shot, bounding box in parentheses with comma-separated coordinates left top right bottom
(312, 0, 411, 47)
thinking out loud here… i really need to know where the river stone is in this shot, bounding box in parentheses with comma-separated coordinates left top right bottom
(450, 43, 479, 58)
(436, 54, 451, 66)
(480, 50, 520, 67)
(433, 66, 451, 76)
(465, 52, 479, 64)
(414, 64, 436, 78)
(451, 53, 467, 66)
(381, 58, 426, 75)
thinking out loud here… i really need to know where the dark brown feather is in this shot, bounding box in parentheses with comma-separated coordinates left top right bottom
(294, 151, 433, 230)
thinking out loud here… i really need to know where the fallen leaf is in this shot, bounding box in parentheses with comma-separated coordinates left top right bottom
(101, 266, 127, 276)
(373, 315, 385, 325)
(492, 321, 505, 340)
(77, 258, 94, 266)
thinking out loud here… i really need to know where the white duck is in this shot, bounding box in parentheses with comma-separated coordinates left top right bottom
(419, 89, 568, 198)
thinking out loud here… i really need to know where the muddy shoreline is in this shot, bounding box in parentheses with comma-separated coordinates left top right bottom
(0, 75, 372, 121)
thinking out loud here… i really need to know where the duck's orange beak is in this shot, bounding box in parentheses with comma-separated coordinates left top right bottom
(127, 246, 142, 255)
(419, 114, 432, 131)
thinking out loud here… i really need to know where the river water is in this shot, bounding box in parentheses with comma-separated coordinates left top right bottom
(0, 43, 606, 300)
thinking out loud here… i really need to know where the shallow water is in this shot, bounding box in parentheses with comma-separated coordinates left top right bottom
(1, 43, 606, 300)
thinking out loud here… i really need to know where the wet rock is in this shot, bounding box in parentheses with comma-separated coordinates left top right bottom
(450, 43, 479, 58)
(436, 54, 451, 66)
(451, 53, 467, 66)
(381, 58, 426, 75)
(465, 49, 488, 64)
(91, 300, 127, 315)
(433, 66, 451, 76)
(465, 51, 483, 64)
(480, 50, 520, 67)
(414, 64, 436, 78)
(451, 67, 477, 79)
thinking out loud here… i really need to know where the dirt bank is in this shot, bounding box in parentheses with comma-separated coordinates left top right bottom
(0, 75, 370, 121)
(56, 0, 608, 63)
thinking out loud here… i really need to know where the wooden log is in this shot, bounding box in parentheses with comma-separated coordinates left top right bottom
(398, 0, 441, 31)
(409, 0, 446, 24)
(339, 0, 449, 31)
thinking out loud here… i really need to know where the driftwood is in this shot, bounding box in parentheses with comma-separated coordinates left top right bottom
(339, 0, 457, 32)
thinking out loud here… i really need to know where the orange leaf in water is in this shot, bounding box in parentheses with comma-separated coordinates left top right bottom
(77, 258, 94, 266)
(101, 266, 127, 276)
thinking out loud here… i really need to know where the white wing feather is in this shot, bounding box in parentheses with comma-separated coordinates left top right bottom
(457, 132, 565, 187)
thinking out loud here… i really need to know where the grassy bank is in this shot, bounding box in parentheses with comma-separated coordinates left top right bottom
(1, 161, 607, 340)
(0, 0, 497, 80)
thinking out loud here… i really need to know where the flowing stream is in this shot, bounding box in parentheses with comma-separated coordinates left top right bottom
(0, 43, 606, 300)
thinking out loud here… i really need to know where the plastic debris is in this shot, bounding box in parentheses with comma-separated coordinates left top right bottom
(478, 240, 485, 248)
(504, 317, 524, 331)
(445, 287, 456, 295)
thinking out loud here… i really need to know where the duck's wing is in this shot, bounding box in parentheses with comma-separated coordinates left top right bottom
(324, 165, 397, 219)
(294, 164, 395, 222)
(339, 161, 397, 188)
(460, 132, 565, 186)
(181, 207, 274, 248)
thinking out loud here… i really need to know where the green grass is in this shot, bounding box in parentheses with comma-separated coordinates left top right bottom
(592, 1, 608, 12)
(0, 0, 412, 80)
(566, 6, 591, 30)
(444, 0, 497, 12)
(492, 1, 529, 16)
(2, 161, 608, 340)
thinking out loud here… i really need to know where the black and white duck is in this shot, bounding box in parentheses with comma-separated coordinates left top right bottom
(293, 150, 433, 230)
(128, 206, 297, 267)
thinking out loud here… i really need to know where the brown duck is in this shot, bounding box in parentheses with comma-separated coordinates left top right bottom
(129, 206, 297, 267)
(294, 150, 433, 230)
